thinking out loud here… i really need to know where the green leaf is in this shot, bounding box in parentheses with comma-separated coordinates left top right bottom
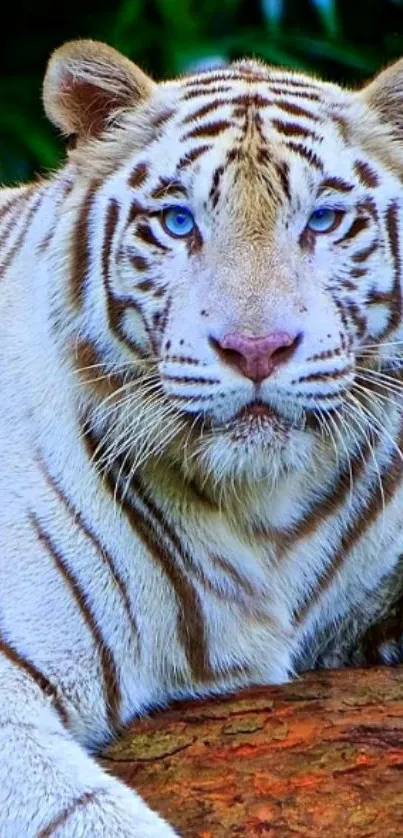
(309, 0, 340, 39)
(294, 36, 378, 72)
(0, 110, 60, 169)
(262, 0, 285, 29)
(154, 0, 200, 37)
(225, 31, 314, 70)
(109, 0, 146, 46)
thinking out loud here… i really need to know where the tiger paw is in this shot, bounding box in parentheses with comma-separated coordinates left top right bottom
(374, 637, 403, 665)
(42, 783, 179, 838)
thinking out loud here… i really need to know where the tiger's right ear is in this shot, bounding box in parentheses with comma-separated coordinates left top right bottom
(43, 40, 155, 141)
(360, 57, 403, 138)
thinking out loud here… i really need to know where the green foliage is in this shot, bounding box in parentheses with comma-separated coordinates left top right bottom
(1, 0, 402, 185)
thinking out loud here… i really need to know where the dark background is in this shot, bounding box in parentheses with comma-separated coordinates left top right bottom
(1, 0, 402, 185)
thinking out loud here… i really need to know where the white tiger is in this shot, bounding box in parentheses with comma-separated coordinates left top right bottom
(1, 38, 403, 836)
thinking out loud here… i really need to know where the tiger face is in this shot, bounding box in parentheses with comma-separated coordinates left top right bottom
(45, 43, 403, 489)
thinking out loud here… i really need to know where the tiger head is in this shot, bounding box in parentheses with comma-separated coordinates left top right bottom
(44, 41, 403, 493)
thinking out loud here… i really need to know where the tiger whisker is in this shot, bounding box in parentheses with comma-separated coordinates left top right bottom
(343, 394, 386, 539)
(353, 374, 403, 412)
(315, 407, 340, 468)
(358, 339, 403, 350)
(95, 398, 177, 474)
(85, 374, 162, 422)
(84, 385, 171, 472)
(72, 357, 158, 376)
(321, 406, 355, 506)
(116, 413, 186, 505)
(348, 385, 403, 465)
(121, 419, 187, 504)
(88, 383, 164, 434)
(355, 367, 403, 392)
(81, 389, 164, 462)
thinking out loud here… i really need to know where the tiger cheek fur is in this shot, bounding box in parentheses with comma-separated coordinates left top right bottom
(1, 39, 403, 836)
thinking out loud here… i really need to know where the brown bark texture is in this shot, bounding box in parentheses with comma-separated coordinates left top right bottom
(101, 667, 403, 837)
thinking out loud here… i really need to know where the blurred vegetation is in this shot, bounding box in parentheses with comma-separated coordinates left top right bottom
(1, 0, 402, 185)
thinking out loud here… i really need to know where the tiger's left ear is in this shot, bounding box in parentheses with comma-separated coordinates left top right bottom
(360, 58, 403, 137)
(43, 39, 156, 141)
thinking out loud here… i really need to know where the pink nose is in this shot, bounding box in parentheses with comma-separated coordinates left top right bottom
(212, 331, 302, 383)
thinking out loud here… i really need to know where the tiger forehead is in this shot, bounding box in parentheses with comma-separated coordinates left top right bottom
(178, 60, 327, 94)
(173, 63, 332, 121)
(122, 64, 354, 222)
(155, 70, 329, 220)
(142, 57, 344, 152)
(150, 67, 344, 187)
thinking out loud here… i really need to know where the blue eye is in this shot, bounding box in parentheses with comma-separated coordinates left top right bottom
(162, 206, 195, 238)
(307, 208, 339, 233)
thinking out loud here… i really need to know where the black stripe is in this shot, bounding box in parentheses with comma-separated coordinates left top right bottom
(37, 451, 140, 655)
(0, 192, 43, 280)
(102, 461, 213, 683)
(285, 142, 324, 171)
(70, 182, 99, 307)
(0, 635, 68, 724)
(30, 513, 121, 731)
(295, 418, 403, 625)
(383, 201, 402, 337)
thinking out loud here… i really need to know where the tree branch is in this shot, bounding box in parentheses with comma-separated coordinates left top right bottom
(101, 667, 403, 836)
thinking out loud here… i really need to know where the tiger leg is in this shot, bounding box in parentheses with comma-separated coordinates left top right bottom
(0, 653, 178, 837)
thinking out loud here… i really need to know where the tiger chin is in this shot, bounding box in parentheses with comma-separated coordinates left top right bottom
(2, 37, 403, 837)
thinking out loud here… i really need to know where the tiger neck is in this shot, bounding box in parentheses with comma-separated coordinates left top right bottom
(125, 445, 337, 538)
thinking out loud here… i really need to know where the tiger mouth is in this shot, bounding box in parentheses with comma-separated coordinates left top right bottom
(230, 400, 294, 438)
(235, 401, 280, 424)
(178, 398, 310, 439)
(179, 400, 286, 438)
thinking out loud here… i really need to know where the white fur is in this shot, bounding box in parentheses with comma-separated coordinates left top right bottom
(2, 50, 403, 836)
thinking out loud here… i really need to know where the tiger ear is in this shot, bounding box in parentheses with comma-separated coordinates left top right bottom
(43, 40, 155, 140)
(360, 58, 403, 137)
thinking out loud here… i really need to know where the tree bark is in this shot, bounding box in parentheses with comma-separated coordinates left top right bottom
(101, 667, 403, 837)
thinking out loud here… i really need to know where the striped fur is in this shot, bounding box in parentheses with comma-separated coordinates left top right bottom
(2, 39, 403, 835)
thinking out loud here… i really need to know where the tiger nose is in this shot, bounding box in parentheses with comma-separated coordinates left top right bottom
(212, 331, 302, 383)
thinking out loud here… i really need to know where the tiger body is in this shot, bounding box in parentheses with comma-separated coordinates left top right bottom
(2, 40, 403, 835)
